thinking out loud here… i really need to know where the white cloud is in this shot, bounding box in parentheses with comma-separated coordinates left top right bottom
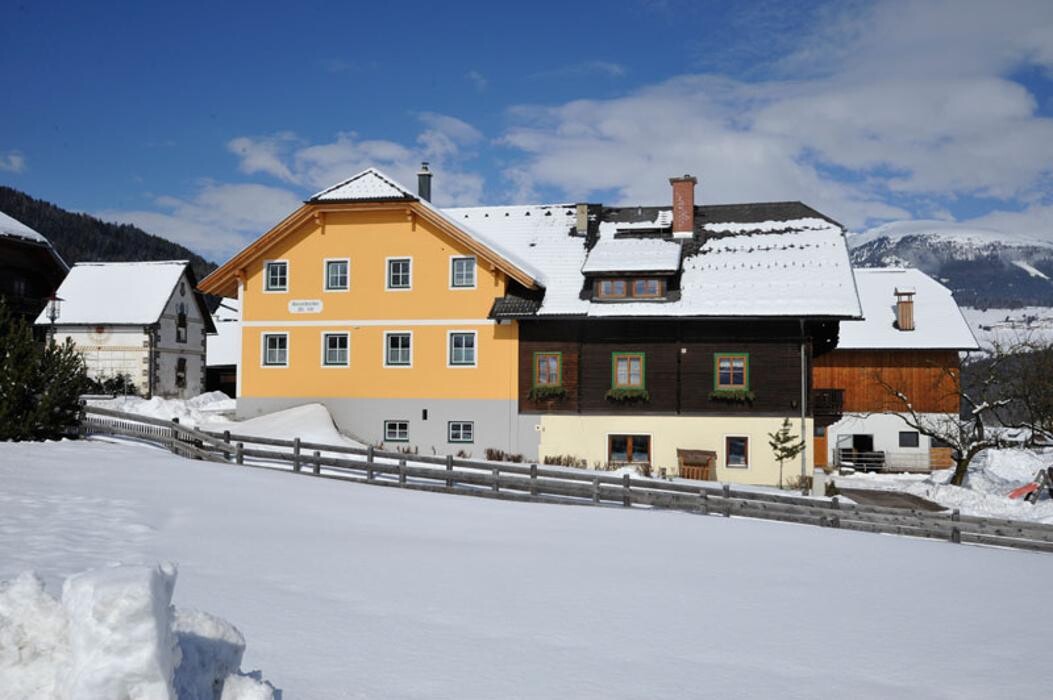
(97, 183, 303, 261)
(0, 151, 26, 173)
(499, 0, 1053, 229)
(466, 70, 488, 92)
(229, 113, 486, 206)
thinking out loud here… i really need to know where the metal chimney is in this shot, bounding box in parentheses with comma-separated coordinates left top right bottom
(417, 162, 433, 202)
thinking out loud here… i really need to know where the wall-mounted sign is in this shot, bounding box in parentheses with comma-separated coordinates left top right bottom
(288, 300, 323, 314)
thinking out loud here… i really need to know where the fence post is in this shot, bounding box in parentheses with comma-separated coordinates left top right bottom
(77, 400, 87, 438)
(723, 484, 732, 518)
(223, 429, 231, 461)
(292, 438, 301, 473)
(399, 459, 407, 486)
(592, 477, 600, 504)
(492, 467, 499, 493)
(951, 508, 961, 544)
(171, 418, 180, 456)
(622, 473, 631, 507)
(446, 454, 454, 489)
(832, 496, 840, 510)
(530, 464, 538, 497)
(366, 446, 375, 482)
(698, 489, 708, 516)
(312, 450, 321, 475)
(235, 442, 244, 466)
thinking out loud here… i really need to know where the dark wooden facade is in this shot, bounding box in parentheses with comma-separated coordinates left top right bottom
(519, 319, 833, 417)
(0, 236, 67, 323)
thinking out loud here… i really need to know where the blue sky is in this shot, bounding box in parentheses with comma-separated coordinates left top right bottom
(2, 0, 1052, 261)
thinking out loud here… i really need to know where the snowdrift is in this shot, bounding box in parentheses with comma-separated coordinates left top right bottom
(0, 563, 275, 699)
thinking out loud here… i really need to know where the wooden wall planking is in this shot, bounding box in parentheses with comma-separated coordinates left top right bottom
(812, 350, 960, 413)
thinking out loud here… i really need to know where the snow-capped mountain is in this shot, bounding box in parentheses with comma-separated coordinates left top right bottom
(848, 220, 1053, 307)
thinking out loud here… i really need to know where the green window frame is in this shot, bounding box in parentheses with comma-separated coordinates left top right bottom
(714, 352, 750, 390)
(532, 351, 563, 387)
(611, 352, 646, 389)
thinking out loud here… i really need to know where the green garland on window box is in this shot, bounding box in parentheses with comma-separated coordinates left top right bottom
(709, 388, 755, 403)
(605, 387, 651, 403)
(529, 385, 567, 401)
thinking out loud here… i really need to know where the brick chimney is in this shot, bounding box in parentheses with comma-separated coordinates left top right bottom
(417, 162, 432, 202)
(669, 174, 697, 239)
(895, 287, 915, 331)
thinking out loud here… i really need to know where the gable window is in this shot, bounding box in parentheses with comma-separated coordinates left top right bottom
(176, 304, 187, 344)
(612, 352, 645, 388)
(264, 261, 288, 292)
(715, 353, 749, 389)
(385, 332, 412, 366)
(448, 421, 474, 443)
(899, 431, 920, 448)
(449, 331, 477, 366)
(595, 277, 666, 300)
(175, 357, 187, 388)
(450, 256, 476, 288)
(597, 279, 627, 299)
(725, 436, 749, 468)
(384, 420, 409, 442)
(262, 333, 288, 367)
(325, 259, 349, 291)
(608, 434, 650, 465)
(322, 332, 349, 366)
(534, 352, 562, 387)
(387, 258, 412, 290)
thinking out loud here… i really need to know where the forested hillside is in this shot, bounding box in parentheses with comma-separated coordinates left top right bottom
(0, 186, 216, 281)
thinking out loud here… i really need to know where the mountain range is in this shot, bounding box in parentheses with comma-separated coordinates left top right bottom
(0, 186, 216, 282)
(848, 220, 1053, 308)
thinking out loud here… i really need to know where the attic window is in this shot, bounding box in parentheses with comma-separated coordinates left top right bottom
(594, 278, 666, 300)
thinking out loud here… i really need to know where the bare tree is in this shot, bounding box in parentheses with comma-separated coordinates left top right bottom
(876, 360, 1010, 487)
(983, 336, 1053, 445)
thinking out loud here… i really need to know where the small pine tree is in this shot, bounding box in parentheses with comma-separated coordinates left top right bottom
(0, 299, 90, 441)
(768, 417, 806, 489)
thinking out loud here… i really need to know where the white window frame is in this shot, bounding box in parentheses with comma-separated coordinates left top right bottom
(447, 330, 478, 367)
(323, 258, 350, 292)
(448, 421, 474, 443)
(263, 260, 289, 293)
(384, 330, 413, 367)
(384, 420, 409, 442)
(724, 434, 750, 469)
(449, 255, 477, 290)
(385, 256, 413, 291)
(321, 331, 350, 367)
(261, 332, 289, 367)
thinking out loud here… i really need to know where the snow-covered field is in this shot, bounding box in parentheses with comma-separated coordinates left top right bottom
(836, 447, 1053, 523)
(961, 305, 1053, 350)
(2, 440, 1052, 698)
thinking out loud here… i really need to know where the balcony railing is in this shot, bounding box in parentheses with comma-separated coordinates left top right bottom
(835, 448, 931, 473)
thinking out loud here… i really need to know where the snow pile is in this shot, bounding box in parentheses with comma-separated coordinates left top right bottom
(0, 564, 275, 700)
(835, 447, 1053, 523)
(92, 392, 237, 428)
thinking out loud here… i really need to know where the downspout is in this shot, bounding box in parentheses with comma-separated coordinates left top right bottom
(147, 324, 156, 398)
(799, 319, 808, 493)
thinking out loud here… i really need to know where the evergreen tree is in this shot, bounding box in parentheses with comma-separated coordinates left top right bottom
(0, 300, 90, 441)
(768, 418, 806, 489)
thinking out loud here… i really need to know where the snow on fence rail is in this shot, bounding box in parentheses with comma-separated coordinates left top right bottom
(79, 405, 1053, 554)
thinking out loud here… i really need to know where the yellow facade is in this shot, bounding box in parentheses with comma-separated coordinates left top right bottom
(236, 208, 518, 401)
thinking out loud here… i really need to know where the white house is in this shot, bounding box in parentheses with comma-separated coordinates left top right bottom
(35, 261, 216, 398)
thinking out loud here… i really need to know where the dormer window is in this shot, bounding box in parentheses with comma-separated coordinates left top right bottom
(594, 277, 666, 300)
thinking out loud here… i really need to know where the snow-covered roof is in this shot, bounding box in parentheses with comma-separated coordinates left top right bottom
(35, 261, 190, 326)
(581, 238, 682, 274)
(0, 210, 48, 244)
(309, 168, 415, 202)
(446, 204, 861, 318)
(837, 268, 979, 350)
(207, 298, 240, 367)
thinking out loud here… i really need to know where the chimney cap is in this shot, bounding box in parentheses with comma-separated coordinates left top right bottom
(669, 174, 698, 185)
(418, 161, 431, 174)
(895, 287, 916, 296)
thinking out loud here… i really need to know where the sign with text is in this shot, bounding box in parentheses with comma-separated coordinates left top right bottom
(288, 300, 323, 314)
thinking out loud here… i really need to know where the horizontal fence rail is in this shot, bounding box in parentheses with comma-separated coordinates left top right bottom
(77, 405, 1053, 554)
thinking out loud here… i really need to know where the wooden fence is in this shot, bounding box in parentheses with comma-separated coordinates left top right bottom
(79, 405, 1053, 554)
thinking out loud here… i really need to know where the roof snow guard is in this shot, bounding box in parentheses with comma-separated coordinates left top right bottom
(309, 168, 417, 202)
